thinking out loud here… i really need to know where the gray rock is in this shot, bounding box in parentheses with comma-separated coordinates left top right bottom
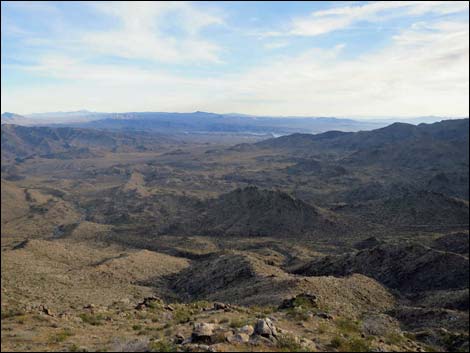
(228, 333, 250, 343)
(192, 323, 216, 343)
(254, 318, 277, 337)
(239, 325, 254, 336)
(213, 302, 229, 310)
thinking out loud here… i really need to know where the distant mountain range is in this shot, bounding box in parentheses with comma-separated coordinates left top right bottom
(3, 110, 459, 136)
(0, 124, 174, 161)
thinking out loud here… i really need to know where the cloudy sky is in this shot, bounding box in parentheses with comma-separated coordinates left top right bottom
(1, 1, 469, 117)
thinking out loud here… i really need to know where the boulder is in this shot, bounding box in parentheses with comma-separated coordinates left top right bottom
(239, 325, 254, 336)
(174, 332, 185, 344)
(213, 302, 229, 310)
(230, 333, 250, 343)
(254, 318, 277, 337)
(192, 323, 215, 343)
(222, 330, 235, 342)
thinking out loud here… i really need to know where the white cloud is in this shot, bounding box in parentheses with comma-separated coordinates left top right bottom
(81, 1, 224, 64)
(226, 20, 469, 116)
(267, 1, 469, 37)
(2, 2, 469, 117)
(4, 19, 468, 117)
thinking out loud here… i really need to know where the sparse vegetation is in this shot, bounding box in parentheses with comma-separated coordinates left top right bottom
(229, 317, 249, 329)
(48, 328, 74, 343)
(1, 308, 25, 320)
(173, 307, 192, 324)
(148, 339, 177, 352)
(276, 333, 305, 352)
(335, 317, 361, 334)
(1, 118, 468, 352)
(79, 313, 105, 326)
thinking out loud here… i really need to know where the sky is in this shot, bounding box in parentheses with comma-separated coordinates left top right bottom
(1, 1, 469, 117)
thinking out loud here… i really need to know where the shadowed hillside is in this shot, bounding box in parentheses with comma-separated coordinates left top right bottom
(169, 186, 346, 237)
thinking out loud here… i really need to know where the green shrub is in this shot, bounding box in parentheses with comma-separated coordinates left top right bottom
(285, 307, 311, 321)
(219, 317, 230, 324)
(49, 328, 74, 343)
(229, 317, 248, 328)
(276, 334, 307, 352)
(330, 336, 343, 349)
(173, 307, 191, 324)
(1, 308, 25, 320)
(148, 340, 176, 352)
(79, 313, 104, 326)
(329, 336, 372, 352)
(345, 337, 372, 352)
(335, 318, 360, 334)
(385, 332, 404, 345)
(69, 344, 87, 352)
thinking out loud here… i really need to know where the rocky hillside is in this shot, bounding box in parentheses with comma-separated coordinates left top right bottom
(293, 243, 469, 293)
(257, 119, 469, 170)
(1, 124, 173, 161)
(171, 251, 395, 315)
(337, 190, 469, 228)
(431, 232, 469, 255)
(171, 186, 346, 237)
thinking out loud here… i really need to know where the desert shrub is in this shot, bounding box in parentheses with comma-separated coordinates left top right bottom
(148, 339, 176, 352)
(49, 328, 74, 343)
(329, 336, 372, 352)
(219, 317, 230, 324)
(291, 296, 315, 309)
(285, 307, 311, 321)
(69, 344, 87, 352)
(112, 338, 149, 352)
(329, 336, 343, 349)
(251, 305, 276, 316)
(1, 308, 25, 320)
(189, 300, 211, 310)
(146, 300, 163, 311)
(79, 313, 104, 326)
(132, 324, 143, 331)
(317, 322, 329, 334)
(32, 314, 50, 322)
(385, 332, 405, 345)
(150, 317, 160, 323)
(344, 337, 372, 352)
(229, 317, 248, 328)
(276, 334, 306, 352)
(173, 307, 191, 324)
(335, 317, 360, 334)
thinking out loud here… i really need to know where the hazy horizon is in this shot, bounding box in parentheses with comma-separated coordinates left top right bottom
(2, 108, 468, 123)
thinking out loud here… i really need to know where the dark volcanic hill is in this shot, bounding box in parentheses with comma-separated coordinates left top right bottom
(337, 190, 469, 228)
(256, 118, 469, 169)
(258, 118, 469, 151)
(293, 243, 469, 293)
(431, 232, 469, 255)
(170, 186, 345, 237)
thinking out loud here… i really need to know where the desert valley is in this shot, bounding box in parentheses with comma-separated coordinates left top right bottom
(1, 114, 469, 352)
